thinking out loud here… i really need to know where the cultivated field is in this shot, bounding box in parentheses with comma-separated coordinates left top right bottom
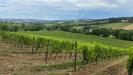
(0, 31, 132, 75)
(0, 38, 128, 75)
(20, 31, 133, 48)
(98, 23, 131, 29)
(122, 24, 133, 30)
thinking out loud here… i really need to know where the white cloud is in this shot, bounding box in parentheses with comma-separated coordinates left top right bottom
(117, 0, 127, 4)
(23, 0, 128, 9)
(0, 0, 132, 20)
(0, 0, 131, 11)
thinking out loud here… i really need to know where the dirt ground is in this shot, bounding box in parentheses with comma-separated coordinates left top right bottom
(111, 24, 133, 30)
(0, 41, 128, 75)
(122, 24, 133, 30)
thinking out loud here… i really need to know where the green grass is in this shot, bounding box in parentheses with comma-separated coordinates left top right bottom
(31, 61, 84, 71)
(19, 31, 133, 48)
(97, 22, 131, 28)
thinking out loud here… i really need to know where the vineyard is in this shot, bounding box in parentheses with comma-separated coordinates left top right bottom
(0, 31, 131, 75)
(127, 49, 133, 75)
(0, 32, 129, 59)
(1, 0, 133, 74)
(20, 31, 133, 48)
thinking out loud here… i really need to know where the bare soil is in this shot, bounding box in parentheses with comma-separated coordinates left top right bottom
(122, 24, 133, 30)
(71, 56, 128, 75)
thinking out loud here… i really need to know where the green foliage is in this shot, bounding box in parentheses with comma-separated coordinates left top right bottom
(31, 61, 83, 71)
(82, 46, 89, 63)
(91, 28, 112, 37)
(0, 31, 128, 63)
(23, 25, 44, 31)
(0, 24, 9, 31)
(0, 22, 46, 32)
(20, 31, 133, 48)
(127, 49, 133, 75)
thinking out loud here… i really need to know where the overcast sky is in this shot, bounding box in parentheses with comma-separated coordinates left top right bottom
(0, 0, 133, 20)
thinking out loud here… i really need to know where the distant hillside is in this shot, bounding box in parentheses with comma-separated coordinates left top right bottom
(0, 19, 48, 23)
(0, 17, 133, 25)
(98, 23, 132, 29)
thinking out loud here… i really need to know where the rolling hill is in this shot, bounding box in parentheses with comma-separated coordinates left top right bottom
(20, 31, 133, 48)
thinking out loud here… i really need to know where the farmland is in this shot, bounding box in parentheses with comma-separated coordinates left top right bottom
(122, 24, 133, 30)
(19, 31, 133, 48)
(98, 22, 131, 29)
(0, 18, 133, 75)
(0, 29, 131, 75)
(68, 22, 132, 30)
(1, 0, 133, 74)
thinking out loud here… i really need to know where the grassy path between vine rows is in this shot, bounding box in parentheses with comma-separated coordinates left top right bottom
(0, 41, 128, 75)
(71, 56, 128, 75)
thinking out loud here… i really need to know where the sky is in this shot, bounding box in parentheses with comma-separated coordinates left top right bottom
(0, 0, 133, 20)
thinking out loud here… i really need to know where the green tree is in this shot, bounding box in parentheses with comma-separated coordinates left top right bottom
(0, 25, 9, 31)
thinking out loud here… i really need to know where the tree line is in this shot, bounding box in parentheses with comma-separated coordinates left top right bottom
(0, 22, 47, 32)
(89, 28, 133, 41)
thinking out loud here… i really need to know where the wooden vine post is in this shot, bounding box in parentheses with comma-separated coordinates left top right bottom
(20, 35, 23, 50)
(45, 40, 49, 62)
(32, 36, 35, 54)
(74, 41, 77, 71)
